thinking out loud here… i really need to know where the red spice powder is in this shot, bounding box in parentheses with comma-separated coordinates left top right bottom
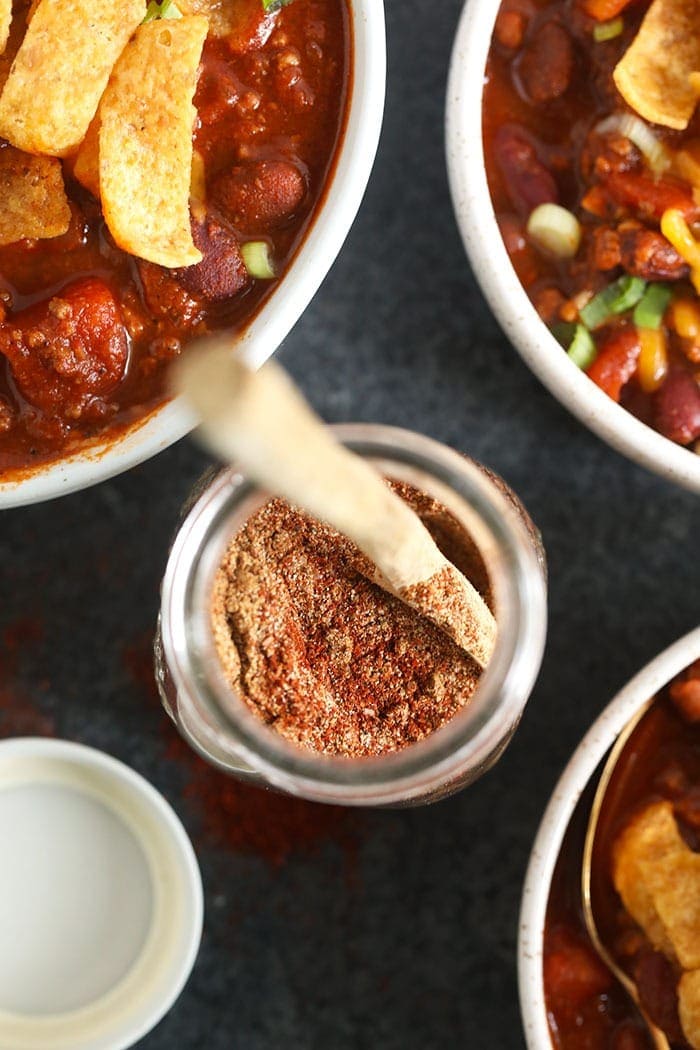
(0, 617, 53, 737)
(124, 636, 362, 867)
(210, 481, 491, 758)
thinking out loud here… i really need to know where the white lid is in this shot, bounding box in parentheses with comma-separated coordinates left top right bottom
(0, 738, 203, 1050)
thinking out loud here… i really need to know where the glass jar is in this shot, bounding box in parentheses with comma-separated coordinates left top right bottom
(155, 424, 547, 807)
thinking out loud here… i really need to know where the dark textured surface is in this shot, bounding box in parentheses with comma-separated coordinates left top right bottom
(1, 1, 699, 1048)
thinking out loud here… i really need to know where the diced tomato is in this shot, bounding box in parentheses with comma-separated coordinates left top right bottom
(587, 327, 641, 402)
(604, 172, 699, 223)
(579, 0, 635, 21)
(0, 278, 128, 427)
(544, 926, 613, 1015)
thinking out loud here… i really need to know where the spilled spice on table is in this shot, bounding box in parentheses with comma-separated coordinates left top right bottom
(124, 635, 363, 868)
(0, 616, 53, 736)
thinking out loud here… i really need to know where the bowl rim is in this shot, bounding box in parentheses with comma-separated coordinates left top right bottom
(445, 0, 700, 494)
(0, 0, 387, 508)
(517, 624, 700, 1049)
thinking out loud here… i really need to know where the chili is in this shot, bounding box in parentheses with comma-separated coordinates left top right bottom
(0, 0, 350, 476)
(483, 0, 700, 450)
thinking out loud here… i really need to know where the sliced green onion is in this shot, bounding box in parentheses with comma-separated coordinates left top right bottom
(594, 113, 670, 175)
(567, 324, 597, 369)
(550, 321, 577, 347)
(579, 275, 647, 329)
(242, 241, 276, 279)
(143, 0, 182, 22)
(633, 282, 673, 330)
(262, 0, 294, 11)
(593, 17, 623, 42)
(526, 203, 582, 259)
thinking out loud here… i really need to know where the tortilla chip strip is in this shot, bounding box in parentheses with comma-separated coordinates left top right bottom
(645, 849, 700, 971)
(680, 971, 700, 1050)
(99, 16, 208, 269)
(612, 801, 682, 961)
(0, 146, 70, 244)
(0, 0, 10, 56)
(0, 0, 145, 157)
(613, 0, 700, 130)
(613, 801, 700, 971)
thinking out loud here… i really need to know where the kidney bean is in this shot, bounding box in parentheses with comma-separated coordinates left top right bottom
(138, 211, 250, 327)
(587, 327, 641, 402)
(211, 159, 307, 234)
(493, 126, 558, 215)
(618, 225, 689, 281)
(177, 211, 250, 301)
(653, 369, 700, 445)
(517, 21, 573, 103)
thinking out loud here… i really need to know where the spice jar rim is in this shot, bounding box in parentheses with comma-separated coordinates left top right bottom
(161, 424, 547, 805)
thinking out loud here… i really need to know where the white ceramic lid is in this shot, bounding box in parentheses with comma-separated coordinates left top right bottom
(0, 738, 203, 1050)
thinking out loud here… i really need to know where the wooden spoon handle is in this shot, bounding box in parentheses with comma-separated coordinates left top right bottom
(173, 343, 496, 667)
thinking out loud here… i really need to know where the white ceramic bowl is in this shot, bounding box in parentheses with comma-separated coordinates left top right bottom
(446, 0, 700, 494)
(518, 625, 700, 1049)
(0, 737, 203, 1050)
(1, 0, 386, 508)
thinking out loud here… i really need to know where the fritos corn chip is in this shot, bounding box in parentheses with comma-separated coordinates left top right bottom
(0, 0, 145, 157)
(645, 850, 700, 971)
(680, 971, 700, 1050)
(0, 145, 70, 244)
(612, 801, 683, 961)
(613, 800, 700, 974)
(99, 16, 208, 268)
(613, 0, 700, 130)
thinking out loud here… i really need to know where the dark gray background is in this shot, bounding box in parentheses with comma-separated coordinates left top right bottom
(2, 1, 699, 1047)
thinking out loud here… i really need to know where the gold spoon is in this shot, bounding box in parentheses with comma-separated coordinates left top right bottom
(581, 696, 670, 1050)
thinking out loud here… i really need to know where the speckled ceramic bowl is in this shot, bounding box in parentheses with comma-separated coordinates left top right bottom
(517, 625, 700, 1048)
(1, 0, 386, 508)
(446, 0, 700, 494)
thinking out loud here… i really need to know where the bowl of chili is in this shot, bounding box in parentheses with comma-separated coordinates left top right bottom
(446, 0, 700, 492)
(0, 0, 386, 507)
(518, 626, 700, 1049)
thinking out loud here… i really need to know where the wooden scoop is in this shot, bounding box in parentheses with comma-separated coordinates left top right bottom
(172, 344, 497, 669)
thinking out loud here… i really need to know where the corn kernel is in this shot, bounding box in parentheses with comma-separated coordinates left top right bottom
(669, 298, 700, 340)
(638, 327, 669, 393)
(662, 209, 700, 270)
